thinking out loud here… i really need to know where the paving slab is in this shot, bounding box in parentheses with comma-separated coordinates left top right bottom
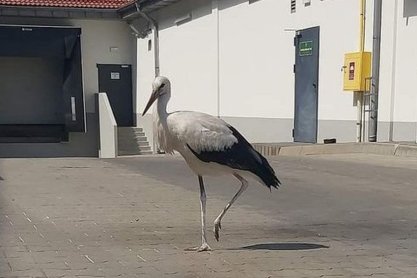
(0, 154, 417, 277)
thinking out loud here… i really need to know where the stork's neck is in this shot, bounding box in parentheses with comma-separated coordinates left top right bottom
(156, 93, 170, 120)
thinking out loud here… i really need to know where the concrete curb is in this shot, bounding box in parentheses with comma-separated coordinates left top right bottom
(253, 142, 417, 158)
(395, 144, 417, 157)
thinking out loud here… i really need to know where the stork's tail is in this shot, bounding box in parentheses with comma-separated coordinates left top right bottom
(253, 150, 281, 189)
(225, 125, 281, 189)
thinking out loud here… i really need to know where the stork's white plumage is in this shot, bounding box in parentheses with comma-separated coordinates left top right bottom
(142, 76, 281, 252)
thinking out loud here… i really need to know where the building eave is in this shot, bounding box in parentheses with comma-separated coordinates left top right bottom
(0, 5, 121, 19)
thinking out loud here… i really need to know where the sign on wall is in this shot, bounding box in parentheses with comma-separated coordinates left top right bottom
(110, 72, 120, 80)
(299, 41, 313, 56)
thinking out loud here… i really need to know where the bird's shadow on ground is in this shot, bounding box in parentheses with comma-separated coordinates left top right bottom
(232, 242, 329, 251)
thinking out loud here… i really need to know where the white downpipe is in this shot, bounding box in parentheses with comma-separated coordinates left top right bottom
(356, 0, 367, 142)
(135, 2, 160, 153)
(213, 0, 220, 118)
(98, 92, 118, 158)
(389, 0, 399, 142)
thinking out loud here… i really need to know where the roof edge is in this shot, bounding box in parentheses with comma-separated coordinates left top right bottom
(0, 5, 121, 19)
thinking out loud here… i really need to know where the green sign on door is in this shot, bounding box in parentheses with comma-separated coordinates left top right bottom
(299, 41, 313, 56)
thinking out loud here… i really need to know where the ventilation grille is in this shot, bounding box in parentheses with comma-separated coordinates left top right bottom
(291, 0, 296, 13)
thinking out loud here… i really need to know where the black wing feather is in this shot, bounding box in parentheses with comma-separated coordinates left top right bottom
(187, 125, 281, 189)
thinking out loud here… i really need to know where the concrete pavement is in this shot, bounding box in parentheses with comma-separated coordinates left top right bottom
(1, 154, 417, 277)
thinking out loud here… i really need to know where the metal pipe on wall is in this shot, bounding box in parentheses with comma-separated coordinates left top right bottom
(134, 1, 161, 154)
(214, 0, 220, 118)
(356, 0, 367, 143)
(389, 0, 399, 142)
(369, 0, 382, 142)
(135, 2, 160, 77)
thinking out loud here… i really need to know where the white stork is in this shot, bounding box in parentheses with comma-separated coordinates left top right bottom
(142, 76, 281, 252)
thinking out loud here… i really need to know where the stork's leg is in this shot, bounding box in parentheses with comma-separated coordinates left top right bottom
(213, 173, 248, 241)
(185, 175, 212, 252)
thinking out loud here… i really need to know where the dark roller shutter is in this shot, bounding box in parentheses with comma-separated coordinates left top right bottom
(0, 25, 86, 132)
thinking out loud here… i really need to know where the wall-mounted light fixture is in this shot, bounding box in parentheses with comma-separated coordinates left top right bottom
(148, 39, 152, 51)
(175, 13, 192, 26)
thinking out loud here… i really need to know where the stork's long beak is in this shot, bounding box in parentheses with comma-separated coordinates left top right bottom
(142, 89, 158, 116)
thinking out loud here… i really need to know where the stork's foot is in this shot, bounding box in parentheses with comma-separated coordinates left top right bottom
(184, 243, 212, 252)
(214, 220, 222, 241)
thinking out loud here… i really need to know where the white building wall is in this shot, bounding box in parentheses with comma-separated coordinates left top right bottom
(69, 19, 136, 155)
(137, 0, 218, 116)
(73, 19, 136, 114)
(219, 0, 294, 119)
(0, 16, 136, 156)
(294, 0, 362, 121)
(376, 0, 417, 142)
(391, 0, 417, 141)
(137, 0, 417, 144)
(393, 0, 417, 124)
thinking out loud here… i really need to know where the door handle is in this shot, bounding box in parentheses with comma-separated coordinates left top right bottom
(71, 97, 76, 121)
(313, 83, 317, 89)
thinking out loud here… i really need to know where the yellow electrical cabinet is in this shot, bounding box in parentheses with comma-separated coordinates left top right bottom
(343, 51, 371, 91)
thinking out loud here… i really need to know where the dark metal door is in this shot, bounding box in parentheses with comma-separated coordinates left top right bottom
(97, 64, 133, 127)
(294, 27, 320, 143)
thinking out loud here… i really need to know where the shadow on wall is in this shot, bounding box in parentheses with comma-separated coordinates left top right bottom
(155, 0, 265, 31)
(404, 0, 417, 18)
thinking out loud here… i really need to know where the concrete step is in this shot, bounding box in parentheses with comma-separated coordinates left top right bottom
(118, 126, 143, 133)
(137, 141, 149, 147)
(135, 136, 148, 142)
(117, 126, 152, 156)
(117, 139, 149, 146)
(118, 150, 153, 156)
(138, 145, 151, 151)
(118, 135, 148, 141)
(118, 130, 145, 137)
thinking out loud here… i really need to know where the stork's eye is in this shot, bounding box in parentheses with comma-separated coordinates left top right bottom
(160, 83, 165, 89)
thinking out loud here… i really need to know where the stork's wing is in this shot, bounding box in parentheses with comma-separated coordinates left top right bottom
(168, 111, 238, 152)
(168, 111, 280, 188)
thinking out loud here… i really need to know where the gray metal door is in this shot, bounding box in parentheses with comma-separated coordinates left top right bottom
(294, 27, 320, 143)
(97, 64, 133, 127)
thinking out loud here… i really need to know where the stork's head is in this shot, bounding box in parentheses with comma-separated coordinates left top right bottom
(142, 76, 171, 116)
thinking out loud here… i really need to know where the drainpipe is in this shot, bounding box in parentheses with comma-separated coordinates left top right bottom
(135, 2, 160, 77)
(133, 2, 161, 154)
(356, 0, 367, 142)
(369, 0, 382, 142)
(389, 0, 398, 141)
(213, 0, 220, 118)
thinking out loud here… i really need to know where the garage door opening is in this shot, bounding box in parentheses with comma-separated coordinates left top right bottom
(0, 25, 85, 143)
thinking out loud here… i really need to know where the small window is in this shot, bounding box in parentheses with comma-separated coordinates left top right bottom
(291, 0, 296, 13)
